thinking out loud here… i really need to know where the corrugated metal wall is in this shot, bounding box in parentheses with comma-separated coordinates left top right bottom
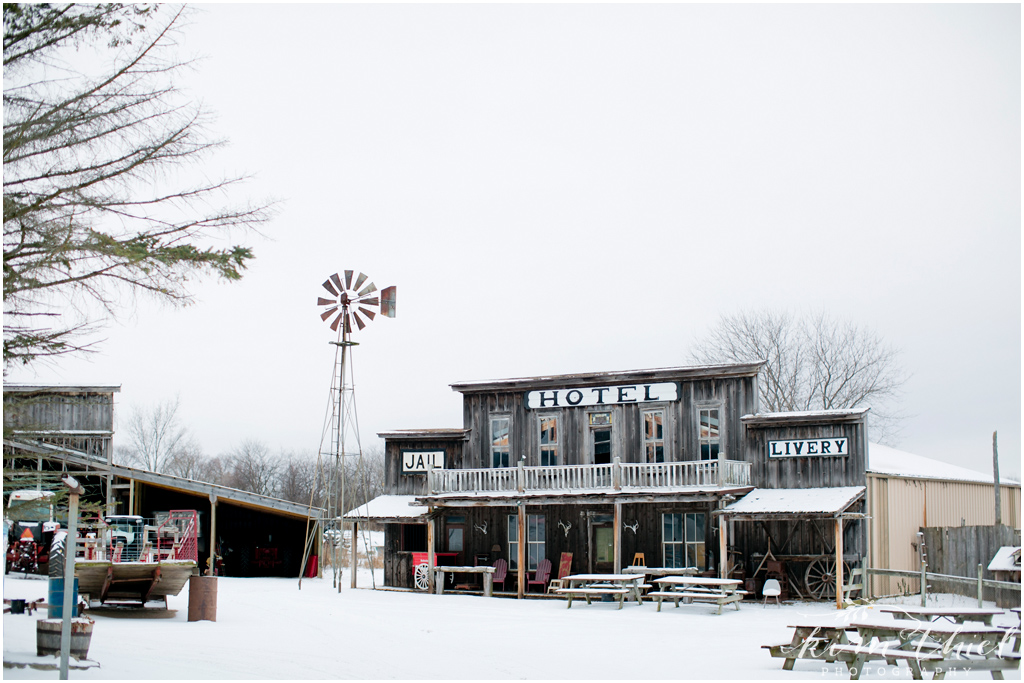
(868, 473, 1021, 595)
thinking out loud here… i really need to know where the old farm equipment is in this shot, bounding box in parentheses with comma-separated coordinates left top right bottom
(5, 490, 57, 576)
(751, 529, 856, 601)
(70, 510, 199, 607)
(301, 271, 396, 591)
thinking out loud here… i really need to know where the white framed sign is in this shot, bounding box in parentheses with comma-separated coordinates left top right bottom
(402, 450, 445, 474)
(526, 382, 678, 409)
(768, 438, 849, 458)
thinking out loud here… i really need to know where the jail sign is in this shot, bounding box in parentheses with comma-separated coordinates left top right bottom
(768, 438, 849, 458)
(402, 450, 445, 474)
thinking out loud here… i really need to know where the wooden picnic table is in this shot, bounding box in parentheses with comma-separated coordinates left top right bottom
(763, 622, 858, 670)
(879, 605, 1005, 626)
(649, 576, 744, 615)
(554, 574, 644, 609)
(837, 618, 1020, 680)
(621, 566, 700, 578)
(433, 566, 496, 597)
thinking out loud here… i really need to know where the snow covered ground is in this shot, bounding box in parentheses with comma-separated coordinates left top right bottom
(3, 570, 1019, 680)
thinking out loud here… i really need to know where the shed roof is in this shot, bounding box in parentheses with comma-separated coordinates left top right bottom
(450, 362, 765, 393)
(377, 429, 470, 441)
(987, 546, 1021, 573)
(721, 486, 865, 519)
(343, 495, 427, 523)
(741, 408, 869, 426)
(868, 443, 1020, 485)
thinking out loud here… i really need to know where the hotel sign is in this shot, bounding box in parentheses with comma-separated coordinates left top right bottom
(768, 438, 849, 458)
(402, 450, 445, 474)
(526, 382, 678, 409)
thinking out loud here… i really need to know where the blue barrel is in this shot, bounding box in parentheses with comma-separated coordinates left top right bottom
(47, 578, 79, 618)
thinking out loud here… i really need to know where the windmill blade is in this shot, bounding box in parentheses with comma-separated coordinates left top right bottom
(353, 272, 369, 291)
(359, 306, 376, 321)
(317, 297, 336, 307)
(344, 270, 354, 290)
(330, 311, 345, 331)
(381, 286, 397, 318)
(320, 306, 339, 321)
(357, 282, 377, 297)
(352, 310, 367, 331)
(330, 273, 344, 293)
(322, 277, 339, 297)
(358, 296, 379, 306)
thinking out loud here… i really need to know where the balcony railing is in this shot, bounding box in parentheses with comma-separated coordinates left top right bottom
(427, 456, 751, 495)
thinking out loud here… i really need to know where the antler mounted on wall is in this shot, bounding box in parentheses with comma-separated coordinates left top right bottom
(624, 521, 639, 534)
(474, 521, 488, 535)
(558, 520, 572, 538)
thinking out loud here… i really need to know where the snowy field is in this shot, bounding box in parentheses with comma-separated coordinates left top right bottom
(3, 570, 1020, 680)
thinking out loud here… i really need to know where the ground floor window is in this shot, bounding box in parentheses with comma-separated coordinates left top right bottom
(507, 514, 545, 570)
(399, 524, 426, 552)
(662, 512, 705, 568)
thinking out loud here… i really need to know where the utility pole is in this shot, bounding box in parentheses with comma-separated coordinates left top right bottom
(993, 431, 1001, 526)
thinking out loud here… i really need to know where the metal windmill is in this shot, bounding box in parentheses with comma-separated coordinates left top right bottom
(301, 271, 395, 592)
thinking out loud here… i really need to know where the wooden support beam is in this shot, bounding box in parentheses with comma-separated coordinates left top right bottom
(100, 566, 113, 603)
(208, 494, 218, 576)
(141, 567, 162, 604)
(719, 505, 728, 579)
(517, 503, 526, 600)
(427, 511, 435, 594)
(350, 521, 358, 589)
(835, 516, 844, 610)
(613, 500, 622, 573)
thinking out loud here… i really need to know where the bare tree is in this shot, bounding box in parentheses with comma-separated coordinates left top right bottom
(689, 309, 907, 442)
(3, 5, 271, 367)
(278, 450, 323, 506)
(164, 436, 207, 480)
(118, 397, 189, 472)
(227, 439, 279, 497)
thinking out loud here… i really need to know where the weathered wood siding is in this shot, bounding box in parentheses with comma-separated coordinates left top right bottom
(460, 375, 759, 468)
(742, 420, 868, 489)
(3, 390, 115, 433)
(384, 438, 466, 495)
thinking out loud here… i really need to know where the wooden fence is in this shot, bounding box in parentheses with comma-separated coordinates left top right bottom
(921, 525, 1020, 608)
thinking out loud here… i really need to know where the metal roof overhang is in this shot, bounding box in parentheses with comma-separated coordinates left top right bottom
(416, 485, 755, 508)
(5, 437, 320, 521)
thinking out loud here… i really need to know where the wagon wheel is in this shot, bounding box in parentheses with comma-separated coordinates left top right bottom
(804, 558, 852, 600)
(413, 563, 430, 591)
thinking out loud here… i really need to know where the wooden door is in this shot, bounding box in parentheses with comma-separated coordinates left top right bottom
(591, 523, 614, 573)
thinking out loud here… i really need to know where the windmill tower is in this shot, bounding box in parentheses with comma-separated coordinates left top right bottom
(301, 271, 395, 592)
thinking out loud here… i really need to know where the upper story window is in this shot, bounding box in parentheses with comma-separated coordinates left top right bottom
(643, 410, 664, 463)
(491, 416, 510, 468)
(590, 412, 612, 465)
(699, 408, 720, 460)
(538, 415, 559, 466)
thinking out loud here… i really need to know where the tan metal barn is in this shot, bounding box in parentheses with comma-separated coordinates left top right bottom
(866, 442, 1021, 595)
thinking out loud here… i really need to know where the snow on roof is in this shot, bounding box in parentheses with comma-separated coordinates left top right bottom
(723, 487, 865, 516)
(987, 546, 1021, 573)
(868, 443, 1019, 484)
(343, 495, 426, 521)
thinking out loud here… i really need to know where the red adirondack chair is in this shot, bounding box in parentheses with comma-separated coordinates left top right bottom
(547, 552, 573, 593)
(493, 558, 509, 591)
(527, 558, 551, 593)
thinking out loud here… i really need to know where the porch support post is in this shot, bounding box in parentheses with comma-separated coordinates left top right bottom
(350, 520, 358, 589)
(834, 516, 844, 610)
(517, 502, 526, 599)
(427, 509, 436, 593)
(129, 479, 136, 516)
(613, 500, 622, 572)
(208, 494, 217, 575)
(718, 505, 728, 579)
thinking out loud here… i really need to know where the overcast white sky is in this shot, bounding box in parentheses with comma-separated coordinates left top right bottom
(7, 4, 1021, 478)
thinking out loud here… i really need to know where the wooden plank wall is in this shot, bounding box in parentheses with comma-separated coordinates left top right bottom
(742, 420, 868, 489)
(921, 524, 1021, 606)
(384, 438, 466, 495)
(4, 390, 115, 432)
(460, 375, 759, 468)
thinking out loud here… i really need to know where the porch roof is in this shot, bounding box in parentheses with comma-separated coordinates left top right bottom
(718, 486, 865, 521)
(415, 484, 754, 508)
(343, 495, 428, 523)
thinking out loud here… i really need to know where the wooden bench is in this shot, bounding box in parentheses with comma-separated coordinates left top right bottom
(831, 642, 943, 679)
(650, 589, 747, 613)
(555, 587, 630, 609)
(433, 566, 496, 597)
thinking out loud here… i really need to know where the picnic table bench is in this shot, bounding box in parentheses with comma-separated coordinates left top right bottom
(879, 605, 1005, 626)
(650, 577, 745, 615)
(555, 574, 643, 609)
(432, 566, 496, 597)
(763, 623, 858, 670)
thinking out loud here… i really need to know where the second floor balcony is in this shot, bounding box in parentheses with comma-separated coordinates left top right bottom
(426, 456, 751, 496)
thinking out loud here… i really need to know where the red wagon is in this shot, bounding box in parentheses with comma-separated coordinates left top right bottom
(411, 552, 458, 590)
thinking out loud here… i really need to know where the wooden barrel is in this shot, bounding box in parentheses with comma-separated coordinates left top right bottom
(187, 575, 217, 622)
(36, 618, 93, 658)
